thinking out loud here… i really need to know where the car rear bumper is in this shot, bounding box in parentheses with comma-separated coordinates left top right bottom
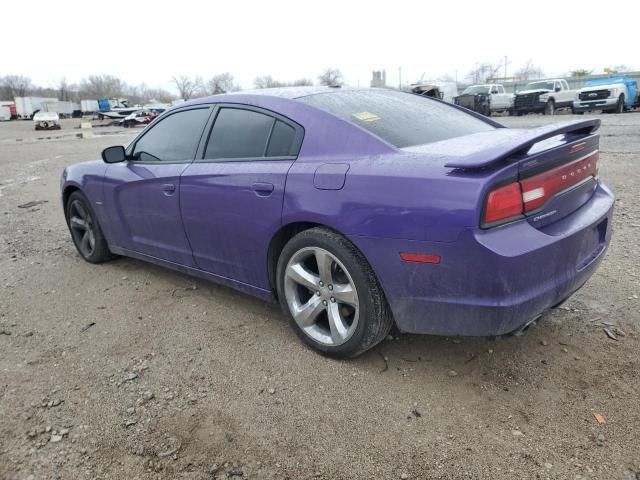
(349, 182, 614, 336)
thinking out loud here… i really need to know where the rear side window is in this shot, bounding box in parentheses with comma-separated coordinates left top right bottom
(205, 108, 273, 159)
(298, 89, 495, 148)
(204, 108, 300, 160)
(132, 108, 210, 162)
(267, 120, 296, 156)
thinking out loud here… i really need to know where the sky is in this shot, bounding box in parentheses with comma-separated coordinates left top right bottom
(4, 0, 639, 94)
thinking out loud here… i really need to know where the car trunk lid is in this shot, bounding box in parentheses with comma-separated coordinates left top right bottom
(405, 119, 601, 228)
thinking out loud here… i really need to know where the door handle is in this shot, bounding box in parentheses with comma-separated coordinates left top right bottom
(251, 182, 274, 196)
(162, 183, 176, 195)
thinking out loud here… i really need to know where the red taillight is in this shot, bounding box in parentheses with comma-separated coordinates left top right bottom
(483, 150, 599, 227)
(484, 182, 523, 224)
(520, 151, 598, 212)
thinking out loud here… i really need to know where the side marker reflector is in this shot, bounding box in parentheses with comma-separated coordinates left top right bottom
(400, 253, 441, 264)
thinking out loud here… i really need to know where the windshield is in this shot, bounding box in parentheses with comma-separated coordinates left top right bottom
(525, 81, 554, 91)
(462, 86, 490, 95)
(298, 89, 495, 148)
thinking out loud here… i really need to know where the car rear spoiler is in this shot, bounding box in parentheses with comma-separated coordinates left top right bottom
(444, 119, 600, 170)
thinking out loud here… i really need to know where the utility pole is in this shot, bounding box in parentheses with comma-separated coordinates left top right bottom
(398, 66, 402, 90)
(504, 55, 508, 79)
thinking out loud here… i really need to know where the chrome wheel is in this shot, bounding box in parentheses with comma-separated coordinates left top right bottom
(284, 247, 359, 346)
(68, 199, 96, 258)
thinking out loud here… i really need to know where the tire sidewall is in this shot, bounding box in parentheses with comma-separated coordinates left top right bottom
(545, 100, 555, 115)
(66, 191, 110, 263)
(276, 229, 381, 357)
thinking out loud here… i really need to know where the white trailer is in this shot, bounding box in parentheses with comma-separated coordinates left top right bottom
(42, 100, 74, 118)
(14, 97, 57, 119)
(80, 99, 99, 113)
(0, 106, 11, 121)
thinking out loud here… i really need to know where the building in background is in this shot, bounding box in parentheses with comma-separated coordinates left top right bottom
(371, 70, 387, 88)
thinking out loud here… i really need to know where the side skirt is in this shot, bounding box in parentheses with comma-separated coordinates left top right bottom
(109, 245, 275, 303)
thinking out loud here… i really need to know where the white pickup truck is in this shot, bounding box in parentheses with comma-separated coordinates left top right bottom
(454, 84, 513, 116)
(573, 76, 638, 114)
(512, 79, 577, 115)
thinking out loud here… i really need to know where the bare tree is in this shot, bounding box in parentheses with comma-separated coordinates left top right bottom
(514, 60, 544, 81)
(79, 75, 126, 99)
(570, 69, 592, 78)
(126, 83, 175, 104)
(54, 76, 74, 101)
(207, 73, 239, 95)
(465, 63, 502, 84)
(607, 65, 632, 74)
(290, 78, 313, 86)
(171, 75, 203, 100)
(254, 75, 286, 89)
(318, 68, 343, 86)
(0, 75, 32, 98)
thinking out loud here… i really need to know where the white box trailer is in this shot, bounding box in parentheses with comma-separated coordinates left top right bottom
(0, 106, 11, 121)
(42, 100, 74, 118)
(14, 97, 57, 119)
(80, 99, 99, 113)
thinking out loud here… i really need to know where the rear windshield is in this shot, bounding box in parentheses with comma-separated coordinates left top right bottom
(298, 89, 495, 148)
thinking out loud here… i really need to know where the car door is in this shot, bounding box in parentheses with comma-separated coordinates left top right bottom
(560, 80, 573, 105)
(180, 105, 303, 289)
(490, 85, 505, 110)
(101, 106, 212, 266)
(553, 81, 568, 106)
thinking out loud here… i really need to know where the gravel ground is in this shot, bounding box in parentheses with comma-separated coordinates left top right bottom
(0, 113, 638, 480)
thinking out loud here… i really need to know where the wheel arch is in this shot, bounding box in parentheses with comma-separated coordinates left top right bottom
(266, 221, 387, 305)
(267, 222, 325, 296)
(62, 184, 81, 218)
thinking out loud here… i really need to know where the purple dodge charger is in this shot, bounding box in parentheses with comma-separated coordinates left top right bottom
(61, 87, 614, 357)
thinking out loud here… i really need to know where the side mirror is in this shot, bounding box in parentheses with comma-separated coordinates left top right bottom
(102, 145, 126, 163)
(555, 87, 561, 92)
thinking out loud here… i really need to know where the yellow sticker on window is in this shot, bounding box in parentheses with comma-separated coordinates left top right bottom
(352, 111, 380, 122)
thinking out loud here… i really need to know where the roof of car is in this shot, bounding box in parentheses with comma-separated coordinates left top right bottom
(227, 85, 354, 99)
(178, 86, 411, 112)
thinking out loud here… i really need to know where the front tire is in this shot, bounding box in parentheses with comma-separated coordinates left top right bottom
(276, 227, 393, 358)
(65, 191, 112, 263)
(544, 100, 555, 115)
(614, 95, 624, 113)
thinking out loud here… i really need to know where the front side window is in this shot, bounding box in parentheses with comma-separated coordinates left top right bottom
(298, 89, 495, 148)
(132, 108, 210, 162)
(204, 108, 299, 160)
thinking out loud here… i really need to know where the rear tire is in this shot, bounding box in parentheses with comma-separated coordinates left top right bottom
(65, 191, 112, 264)
(276, 227, 393, 358)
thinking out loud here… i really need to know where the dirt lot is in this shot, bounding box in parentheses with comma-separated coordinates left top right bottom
(0, 112, 638, 480)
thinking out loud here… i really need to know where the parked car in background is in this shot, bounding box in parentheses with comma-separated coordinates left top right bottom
(454, 84, 513, 116)
(512, 79, 576, 115)
(119, 110, 160, 128)
(573, 76, 638, 114)
(410, 82, 458, 103)
(33, 111, 61, 130)
(61, 87, 614, 358)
